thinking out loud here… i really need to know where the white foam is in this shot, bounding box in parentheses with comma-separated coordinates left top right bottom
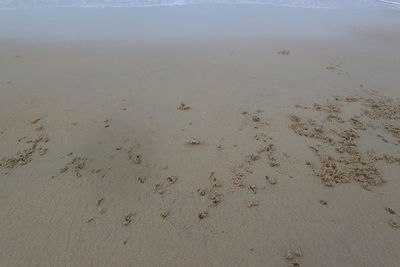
(376, 0, 400, 6)
(0, 0, 399, 9)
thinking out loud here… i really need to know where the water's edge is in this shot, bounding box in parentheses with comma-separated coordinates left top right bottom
(0, 0, 399, 9)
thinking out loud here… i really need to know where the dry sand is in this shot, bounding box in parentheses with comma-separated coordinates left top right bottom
(1, 34, 400, 266)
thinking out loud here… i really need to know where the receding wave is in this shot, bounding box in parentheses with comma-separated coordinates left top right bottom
(376, 0, 400, 6)
(0, 0, 399, 9)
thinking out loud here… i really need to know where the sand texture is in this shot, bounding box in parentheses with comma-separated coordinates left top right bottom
(1, 37, 400, 266)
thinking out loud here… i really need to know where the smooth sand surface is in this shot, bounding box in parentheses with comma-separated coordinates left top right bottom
(1, 9, 400, 266)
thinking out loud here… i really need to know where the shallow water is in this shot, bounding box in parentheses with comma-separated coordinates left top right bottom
(1, 0, 400, 9)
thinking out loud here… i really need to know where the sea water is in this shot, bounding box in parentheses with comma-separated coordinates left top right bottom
(0, 0, 399, 9)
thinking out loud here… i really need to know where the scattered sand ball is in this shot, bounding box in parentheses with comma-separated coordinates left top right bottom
(385, 125, 400, 139)
(319, 200, 328, 205)
(278, 50, 290, 55)
(154, 184, 165, 194)
(313, 103, 341, 114)
(345, 97, 358, 103)
(285, 248, 302, 266)
(388, 220, 400, 228)
(363, 97, 400, 120)
(266, 175, 277, 185)
(98, 207, 106, 214)
(198, 211, 208, 220)
(38, 148, 48, 156)
(0, 134, 50, 169)
(291, 93, 399, 191)
(137, 176, 146, 183)
(247, 200, 259, 208)
(59, 166, 68, 173)
(31, 118, 41, 124)
(123, 213, 136, 226)
(188, 138, 201, 145)
(128, 152, 142, 164)
(248, 185, 257, 194)
(245, 154, 260, 164)
(206, 191, 222, 207)
(198, 172, 223, 207)
(335, 128, 359, 141)
(313, 103, 343, 122)
(289, 115, 333, 144)
(285, 250, 294, 260)
(86, 217, 95, 223)
(382, 154, 400, 164)
(57, 155, 87, 177)
(377, 134, 390, 143)
(252, 115, 260, 122)
(104, 119, 111, 128)
(312, 153, 385, 189)
(350, 117, 366, 130)
(96, 197, 104, 206)
(294, 248, 303, 257)
(160, 211, 170, 219)
(166, 176, 178, 184)
(385, 207, 395, 214)
(292, 259, 300, 267)
(71, 156, 87, 177)
(178, 103, 191, 110)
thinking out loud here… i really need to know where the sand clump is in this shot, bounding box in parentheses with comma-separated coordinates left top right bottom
(285, 247, 303, 266)
(177, 103, 191, 110)
(104, 119, 111, 128)
(160, 211, 170, 219)
(123, 213, 136, 226)
(385, 207, 395, 214)
(231, 111, 282, 189)
(319, 200, 328, 205)
(137, 176, 146, 183)
(247, 200, 259, 208)
(57, 154, 88, 178)
(388, 220, 400, 228)
(153, 175, 179, 195)
(278, 50, 290, 55)
(128, 150, 142, 164)
(385, 125, 400, 139)
(363, 97, 400, 120)
(188, 138, 201, 145)
(198, 211, 208, 220)
(1, 134, 49, 169)
(198, 172, 223, 208)
(290, 92, 399, 190)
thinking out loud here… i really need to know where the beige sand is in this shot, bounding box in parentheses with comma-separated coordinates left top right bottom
(0, 36, 400, 266)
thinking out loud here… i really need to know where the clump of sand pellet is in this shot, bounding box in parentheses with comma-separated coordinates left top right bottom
(0, 134, 49, 169)
(56, 153, 88, 178)
(278, 50, 290, 55)
(385, 125, 400, 139)
(290, 92, 398, 190)
(178, 103, 191, 110)
(198, 172, 223, 207)
(363, 97, 400, 120)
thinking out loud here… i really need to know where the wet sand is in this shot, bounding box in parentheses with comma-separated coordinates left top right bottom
(1, 8, 400, 266)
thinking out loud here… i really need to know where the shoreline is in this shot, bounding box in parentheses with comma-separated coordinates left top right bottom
(1, 5, 400, 43)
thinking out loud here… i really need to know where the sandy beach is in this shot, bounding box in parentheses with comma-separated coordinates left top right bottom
(1, 5, 400, 266)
